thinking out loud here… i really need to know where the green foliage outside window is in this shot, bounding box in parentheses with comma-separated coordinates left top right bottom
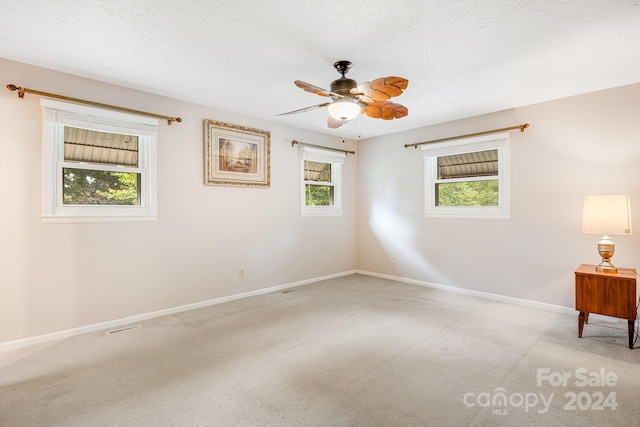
(63, 168, 140, 205)
(305, 184, 333, 206)
(436, 180, 498, 206)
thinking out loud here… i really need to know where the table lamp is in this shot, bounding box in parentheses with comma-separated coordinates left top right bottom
(580, 195, 632, 273)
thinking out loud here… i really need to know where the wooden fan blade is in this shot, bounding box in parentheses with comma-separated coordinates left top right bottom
(276, 102, 332, 116)
(352, 81, 388, 101)
(327, 116, 344, 129)
(350, 76, 408, 101)
(294, 80, 342, 98)
(379, 76, 409, 90)
(370, 78, 403, 97)
(358, 94, 376, 104)
(364, 101, 408, 120)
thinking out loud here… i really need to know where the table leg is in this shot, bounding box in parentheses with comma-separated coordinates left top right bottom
(628, 320, 634, 349)
(578, 311, 586, 338)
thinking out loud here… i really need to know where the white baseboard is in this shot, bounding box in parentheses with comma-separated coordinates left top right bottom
(358, 270, 637, 326)
(356, 270, 579, 315)
(3, 269, 632, 353)
(0, 270, 357, 353)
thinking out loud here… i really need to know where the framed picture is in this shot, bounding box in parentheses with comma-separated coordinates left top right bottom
(204, 120, 270, 187)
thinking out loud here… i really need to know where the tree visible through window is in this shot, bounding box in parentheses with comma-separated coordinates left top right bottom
(435, 148, 499, 207)
(62, 126, 141, 205)
(436, 180, 499, 206)
(304, 161, 334, 206)
(300, 147, 344, 216)
(63, 168, 140, 205)
(423, 134, 510, 218)
(41, 98, 158, 222)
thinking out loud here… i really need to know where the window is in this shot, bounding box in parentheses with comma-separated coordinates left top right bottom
(41, 99, 159, 223)
(423, 133, 510, 218)
(300, 147, 345, 216)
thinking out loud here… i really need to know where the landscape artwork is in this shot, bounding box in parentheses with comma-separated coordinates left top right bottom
(204, 119, 270, 187)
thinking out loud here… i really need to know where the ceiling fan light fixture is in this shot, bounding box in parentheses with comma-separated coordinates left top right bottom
(327, 99, 361, 121)
(278, 61, 408, 129)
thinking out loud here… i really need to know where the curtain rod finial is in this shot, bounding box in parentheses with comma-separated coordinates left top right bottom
(6, 84, 25, 98)
(520, 123, 530, 132)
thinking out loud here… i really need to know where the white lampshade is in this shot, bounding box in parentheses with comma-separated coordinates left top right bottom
(327, 99, 361, 121)
(581, 195, 632, 235)
(581, 195, 632, 273)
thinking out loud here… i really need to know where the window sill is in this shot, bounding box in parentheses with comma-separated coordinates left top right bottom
(301, 211, 343, 217)
(424, 211, 510, 219)
(42, 214, 158, 224)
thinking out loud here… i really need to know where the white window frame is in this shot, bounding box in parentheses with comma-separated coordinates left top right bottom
(300, 147, 345, 217)
(423, 133, 510, 219)
(41, 99, 159, 223)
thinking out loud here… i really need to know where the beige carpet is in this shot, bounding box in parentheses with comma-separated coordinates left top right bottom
(1, 274, 639, 426)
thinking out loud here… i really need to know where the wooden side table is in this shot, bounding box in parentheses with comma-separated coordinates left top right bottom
(575, 264, 637, 349)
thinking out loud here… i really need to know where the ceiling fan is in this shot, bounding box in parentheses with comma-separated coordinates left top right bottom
(277, 60, 409, 129)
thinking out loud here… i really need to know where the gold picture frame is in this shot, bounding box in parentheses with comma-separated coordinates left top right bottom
(204, 119, 270, 187)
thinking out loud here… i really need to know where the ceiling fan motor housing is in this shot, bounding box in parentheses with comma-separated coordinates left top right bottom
(330, 77, 357, 97)
(331, 60, 357, 98)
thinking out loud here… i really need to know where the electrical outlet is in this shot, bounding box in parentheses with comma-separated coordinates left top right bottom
(390, 255, 395, 264)
(239, 269, 245, 278)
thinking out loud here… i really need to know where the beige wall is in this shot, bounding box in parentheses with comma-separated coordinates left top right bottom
(357, 83, 640, 307)
(3, 56, 640, 345)
(0, 58, 358, 344)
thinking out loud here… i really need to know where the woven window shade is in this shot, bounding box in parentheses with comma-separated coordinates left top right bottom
(64, 127, 139, 167)
(437, 149, 498, 179)
(304, 161, 331, 182)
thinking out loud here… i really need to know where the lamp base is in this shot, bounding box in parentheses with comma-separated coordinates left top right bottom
(596, 260, 617, 274)
(596, 237, 617, 274)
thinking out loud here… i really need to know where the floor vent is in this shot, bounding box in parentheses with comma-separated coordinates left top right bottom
(105, 324, 142, 335)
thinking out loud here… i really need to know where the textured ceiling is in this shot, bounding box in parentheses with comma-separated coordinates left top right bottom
(2, 1, 640, 140)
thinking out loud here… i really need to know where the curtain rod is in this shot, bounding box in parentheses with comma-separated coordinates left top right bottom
(291, 140, 355, 155)
(6, 84, 182, 125)
(404, 123, 529, 148)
